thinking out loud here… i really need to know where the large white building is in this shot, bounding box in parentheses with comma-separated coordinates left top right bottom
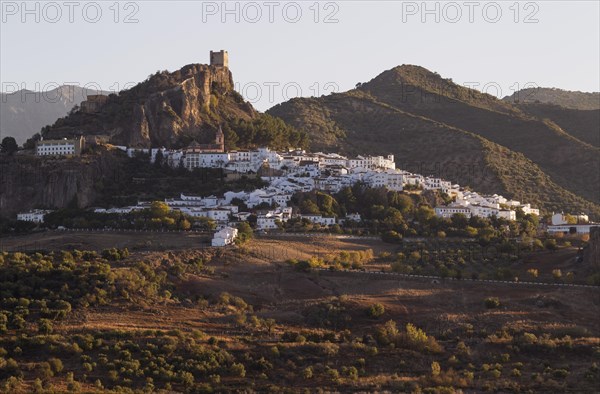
(547, 224, 599, 235)
(36, 136, 84, 156)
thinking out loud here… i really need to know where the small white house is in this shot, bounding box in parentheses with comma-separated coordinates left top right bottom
(17, 209, 53, 223)
(346, 213, 362, 222)
(212, 226, 238, 247)
(300, 214, 336, 226)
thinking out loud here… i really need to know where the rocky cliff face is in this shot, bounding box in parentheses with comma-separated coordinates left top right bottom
(45, 64, 256, 148)
(0, 152, 122, 216)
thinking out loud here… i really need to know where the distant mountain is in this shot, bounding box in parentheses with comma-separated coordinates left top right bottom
(268, 65, 600, 217)
(0, 85, 107, 145)
(503, 87, 600, 110)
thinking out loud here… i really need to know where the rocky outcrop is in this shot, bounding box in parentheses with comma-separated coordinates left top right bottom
(44, 64, 256, 148)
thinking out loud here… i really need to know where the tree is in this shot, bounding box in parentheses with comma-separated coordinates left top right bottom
(23, 133, 41, 150)
(237, 222, 253, 244)
(545, 238, 558, 251)
(1, 137, 18, 154)
(416, 205, 435, 223)
(150, 201, 170, 218)
(431, 361, 441, 376)
(154, 150, 164, 168)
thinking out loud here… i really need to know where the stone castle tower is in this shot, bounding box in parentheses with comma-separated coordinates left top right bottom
(210, 50, 229, 68)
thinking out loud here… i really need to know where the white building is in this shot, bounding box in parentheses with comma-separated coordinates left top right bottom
(212, 226, 238, 247)
(497, 209, 517, 221)
(547, 224, 599, 235)
(17, 209, 53, 223)
(198, 152, 230, 168)
(257, 215, 279, 230)
(345, 213, 362, 222)
(300, 214, 336, 226)
(36, 137, 84, 156)
(552, 212, 589, 225)
(434, 204, 472, 219)
(348, 155, 395, 171)
(519, 204, 540, 216)
(424, 177, 452, 193)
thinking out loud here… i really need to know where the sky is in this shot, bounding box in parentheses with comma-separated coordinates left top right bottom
(1, 0, 599, 111)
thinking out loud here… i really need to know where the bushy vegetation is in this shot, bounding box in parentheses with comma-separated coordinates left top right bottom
(0, 246, 598, 393)
(43, 201, 215, 231)
(94, 152, 268, 208)
(285, 185, 542, 243)
(224, 114, 308, 151)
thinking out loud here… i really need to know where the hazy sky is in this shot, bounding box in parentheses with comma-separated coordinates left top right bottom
(1, 1, 599, 110)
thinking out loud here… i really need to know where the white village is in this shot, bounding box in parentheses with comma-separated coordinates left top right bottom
(20, 129, 598, 247)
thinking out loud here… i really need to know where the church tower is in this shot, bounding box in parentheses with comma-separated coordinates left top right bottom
(215, 125, 225, 151)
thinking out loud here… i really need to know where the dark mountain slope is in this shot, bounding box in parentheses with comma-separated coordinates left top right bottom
(515, 104, 599, 148)
(268, 66, 600, 217)
(355, 66, 599, 204)
(269, 89, 600, 217)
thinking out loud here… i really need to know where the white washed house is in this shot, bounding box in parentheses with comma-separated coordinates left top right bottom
(212, 226, 238, 246)
(17, 210, 53, 223)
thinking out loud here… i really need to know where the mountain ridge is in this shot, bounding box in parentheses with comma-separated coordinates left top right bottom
(503, 87, 600, 110)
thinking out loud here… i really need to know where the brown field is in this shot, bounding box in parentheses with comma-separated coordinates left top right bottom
(2, 231, 600, 392)
(0, 230, 210, 252)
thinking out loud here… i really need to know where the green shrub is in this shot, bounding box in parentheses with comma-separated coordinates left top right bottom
(484, 297, 501, 309)
(367, 303, 385, 319)
(230, 362, 246, 377)
(38, 319, 53, 334)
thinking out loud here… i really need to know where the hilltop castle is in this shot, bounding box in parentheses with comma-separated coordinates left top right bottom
(210, 50, 228, 68)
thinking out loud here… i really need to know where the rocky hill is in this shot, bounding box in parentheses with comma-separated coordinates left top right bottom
(42, 64, 255, 148)
(268, 65, 600, 217)
(0, 85, 106, 145)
